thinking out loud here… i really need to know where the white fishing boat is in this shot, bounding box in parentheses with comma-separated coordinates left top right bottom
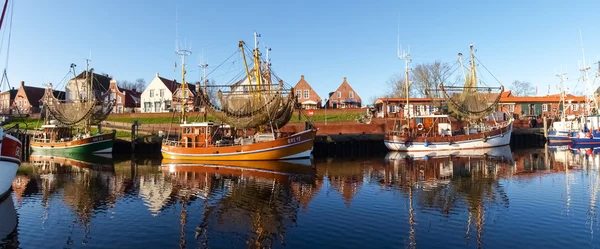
(385, 44, 512, 152)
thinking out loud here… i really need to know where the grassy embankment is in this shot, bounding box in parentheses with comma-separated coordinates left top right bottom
(104, 112, 359, 124)
(3, 118, 132, 138)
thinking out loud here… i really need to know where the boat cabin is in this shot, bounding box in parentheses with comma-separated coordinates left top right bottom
(35, 124, 73, 143)
(391, 115, 456, 137)
(178, 122, 232, 148)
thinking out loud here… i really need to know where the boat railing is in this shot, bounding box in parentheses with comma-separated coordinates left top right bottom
(162, 139, 238, 148)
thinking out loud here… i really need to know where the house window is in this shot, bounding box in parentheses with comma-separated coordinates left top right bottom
(118, 106, 123, 113)
(304, 90, 309, 99)
(349, 91, 354, 99)
(160, 89, 165, 97)
(117, 96, 122, 103)
(296, 90, 301, 97)
(144, 102, 152, 112)
(542, 104, 548, 112)
(509, 104, 515, 112)
(573, 104, 579, 111)
(149, 89, 154, 97)
(337, 91, 341, 98)
(164, 100, 172, 110)
(154, 102, 162, 112)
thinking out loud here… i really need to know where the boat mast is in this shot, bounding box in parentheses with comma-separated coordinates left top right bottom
(176, 44, 192, 124)
(579, 30, 593, 116)
(253, 31, 262, 99)
(199, 58, 208, 121)
(556, 71, 567, 123)
(85, 57, 91, 133)
(397, 36, 411, 122)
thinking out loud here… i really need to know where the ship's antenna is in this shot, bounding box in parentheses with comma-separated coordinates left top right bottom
(198, 55, 208, 122)
(397, 35, 411, 121)
(176, 28, 192, 123)
(254, 31, 261, 51)
(579, 29, 593, 116)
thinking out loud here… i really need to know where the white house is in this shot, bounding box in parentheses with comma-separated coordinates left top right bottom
(141, 73, 178, 112)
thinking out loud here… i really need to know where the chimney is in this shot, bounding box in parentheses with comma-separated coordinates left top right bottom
(132, 88, 136, 93)
(20, 81, 24, 86)
(343, 77, 347, 82)
(156, 72, 159, 77)
(301, 75, 304, 80)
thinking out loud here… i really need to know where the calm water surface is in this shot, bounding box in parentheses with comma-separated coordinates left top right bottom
(2, 146, 600, 249)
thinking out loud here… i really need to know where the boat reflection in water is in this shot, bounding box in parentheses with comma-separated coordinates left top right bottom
(10, 146, 600, 248)
(158, 158, 316, 248)
(0, 194, 18, 248)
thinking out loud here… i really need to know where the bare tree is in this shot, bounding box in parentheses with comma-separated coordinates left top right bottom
(385, 73, 416, 98)
(118, 78, 146, 92)
(509, 80, 535, 96)
(412, 61, 454, 98)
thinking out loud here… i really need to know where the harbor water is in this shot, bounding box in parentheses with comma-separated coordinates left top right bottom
(2, 146, 600, 248)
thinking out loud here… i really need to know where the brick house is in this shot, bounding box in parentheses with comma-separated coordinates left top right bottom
(374, 90, 590, 120)
(293, 75, 321, 109)
(326, 77, 361, 109)
(0, 88, 17, 114)
(11, 81, 47, 114)
(497, 91, 587, 119)
(107, 79, 142, 113)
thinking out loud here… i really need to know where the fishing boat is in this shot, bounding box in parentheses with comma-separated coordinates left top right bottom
(161, 33, 317, 161)
(384, 44, 512, 152)
(547, 72, 579, 145)
(0, 0, 23, 198)
(30, 62, 116, 154)
(568, 34, 600, 147)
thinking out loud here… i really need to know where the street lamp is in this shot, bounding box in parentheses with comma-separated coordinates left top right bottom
(325, 98, 328, 125)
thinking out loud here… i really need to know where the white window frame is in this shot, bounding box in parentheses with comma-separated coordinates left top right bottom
(117, 96, 122, 103)
(573, 104, 579, 111)
(337, 91, 341, 98)
(542, 104, 548, 112)
(160, 89, 165, 97)
(304, 90, 309, 99)
(509, 104, 515, 112)
(296, 90, 301, 97)
(149, 89, 154, 97)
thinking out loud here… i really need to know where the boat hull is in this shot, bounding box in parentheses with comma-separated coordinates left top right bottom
(161, 129, 316, 161)
(570, 137, 600, 146)
(384, 121, 512, 152)
(30, 132, 115, 154)
(0, 194, 17, 247)
(547, 135, 571, 145)
(0, 133, 22, 197)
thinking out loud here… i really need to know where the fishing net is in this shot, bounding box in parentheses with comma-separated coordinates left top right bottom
(441, 72, 503, 121)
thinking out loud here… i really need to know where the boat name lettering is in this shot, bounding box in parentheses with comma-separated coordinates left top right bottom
(288, 136, 301, 144)
(92, 136, 104, 142)
(15, 145, 21, 159)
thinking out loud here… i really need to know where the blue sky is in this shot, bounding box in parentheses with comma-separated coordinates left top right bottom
(1, 0, 599, 102)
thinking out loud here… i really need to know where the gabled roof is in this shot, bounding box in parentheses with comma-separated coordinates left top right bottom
(157, 76, 196, 95)
(332, 77, 362, 102)
(294, 75, 322, 102)
(73, 70, 112, 93)
(22, 85, 46, 107)
(0, 88, 17, 100)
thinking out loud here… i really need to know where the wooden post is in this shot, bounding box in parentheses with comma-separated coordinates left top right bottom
(131, 120, 138, 152)
(543, 117, 548, 140)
